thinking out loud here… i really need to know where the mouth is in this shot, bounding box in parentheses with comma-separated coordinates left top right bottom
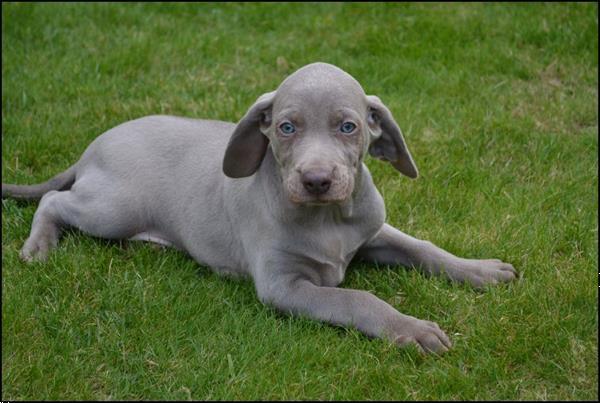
(304, 200, 335, 206)
(289, 194, 349, 206)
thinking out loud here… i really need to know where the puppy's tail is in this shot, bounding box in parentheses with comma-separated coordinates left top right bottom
(2, 165, 77, 202)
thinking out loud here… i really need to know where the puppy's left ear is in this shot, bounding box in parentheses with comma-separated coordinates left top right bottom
(366, 95, 418, 179)
(223, 91, 276, 178)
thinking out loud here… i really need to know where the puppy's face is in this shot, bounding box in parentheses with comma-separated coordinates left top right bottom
(222, 62, 418, 202)
(261, 66, 370, 205)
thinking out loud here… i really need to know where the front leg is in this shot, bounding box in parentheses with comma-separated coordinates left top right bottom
(357, 223, 517, 288)
(255, 273, 451, 354)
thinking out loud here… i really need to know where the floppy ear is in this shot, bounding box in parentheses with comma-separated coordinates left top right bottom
(223, 91, 276, 178)
(366, 95, 418, 179)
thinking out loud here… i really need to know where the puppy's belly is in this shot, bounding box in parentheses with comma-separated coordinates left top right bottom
(129, 231, 175, 248)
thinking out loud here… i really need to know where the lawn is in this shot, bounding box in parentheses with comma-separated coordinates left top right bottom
(2, 2, 598, 400)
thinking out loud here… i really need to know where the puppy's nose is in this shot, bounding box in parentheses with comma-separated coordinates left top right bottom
(302, 170, 332, 195)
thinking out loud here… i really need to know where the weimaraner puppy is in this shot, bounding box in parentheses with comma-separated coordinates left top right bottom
(2, 62, 517, 354)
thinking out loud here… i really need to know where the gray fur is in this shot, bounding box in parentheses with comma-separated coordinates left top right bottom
(2, 62, 516, 354)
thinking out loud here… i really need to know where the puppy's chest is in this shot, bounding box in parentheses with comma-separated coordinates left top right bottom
(282, 198, 385, 287)
(300, 224, 374, 287)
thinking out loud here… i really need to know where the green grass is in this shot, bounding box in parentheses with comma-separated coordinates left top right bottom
(2, 2, 597, 400)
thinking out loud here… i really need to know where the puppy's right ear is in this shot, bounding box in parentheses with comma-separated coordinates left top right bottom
(223, 91, 276, 178)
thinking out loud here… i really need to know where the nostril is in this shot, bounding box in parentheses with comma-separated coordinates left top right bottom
(302, 171, 332, 195)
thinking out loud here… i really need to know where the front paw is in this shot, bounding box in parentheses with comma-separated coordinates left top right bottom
(391, 315, 452, 354)
(447, 258, 517, 288)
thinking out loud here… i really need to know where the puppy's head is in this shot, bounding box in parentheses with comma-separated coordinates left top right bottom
(223, 62, 418, 205)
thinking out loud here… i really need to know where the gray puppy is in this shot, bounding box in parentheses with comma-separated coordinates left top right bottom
(2, 62, 517, 354)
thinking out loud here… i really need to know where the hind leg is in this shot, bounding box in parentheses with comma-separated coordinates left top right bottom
(20, 183, 145, 262)
(20, 190, 68, 262)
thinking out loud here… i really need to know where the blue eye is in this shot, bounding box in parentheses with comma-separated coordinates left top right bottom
(279, 122, 296, 135)
(340, 122, 356, 134)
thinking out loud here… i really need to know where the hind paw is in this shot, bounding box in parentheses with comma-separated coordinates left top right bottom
(20, 234, 58, 263)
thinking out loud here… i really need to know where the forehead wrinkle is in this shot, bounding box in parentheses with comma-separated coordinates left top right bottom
(336, 107, 362, 119)
(326, 108, 360, 126)
(275, 68, 366, 114)
(274, 90, 366, 126)
(275, 106, 303, 122)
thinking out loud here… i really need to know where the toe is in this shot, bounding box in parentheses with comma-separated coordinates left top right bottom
(500, 263, 518, 275)
(494, 269, 516, 282)
(418, 332, 449, 355)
